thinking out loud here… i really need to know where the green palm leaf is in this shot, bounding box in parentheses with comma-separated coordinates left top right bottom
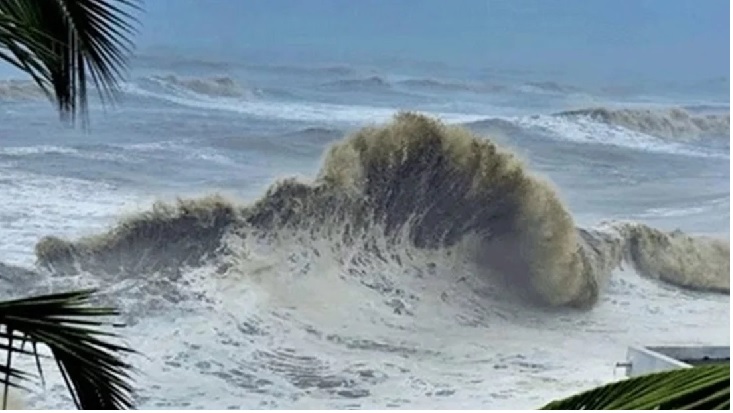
(0, 0, 141, 125)
(0, 289, 135, 409)
(541, 363, 730, 410)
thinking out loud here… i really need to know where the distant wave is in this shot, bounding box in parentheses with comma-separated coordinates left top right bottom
(122, 82, 484, 124)
(134, 53, 359, 78)
(248, 64, 356, 77)
(582, 222, 729, 294)
(397, 78, 506, 94)
(0, 79, 45, 100)
(320, 76, 392, 91)
(398, 78, 462, 91)
(210, 127, 343, 155)
(36, 114, 728, 314)
(464, 113, 726, 159)
(0, 141, 237, 165)
(0, 145, 77, 156)
(147, 75, 256, 98)
(681, 104, 730, 114)
(133, 53, 236, 71)
(555, 107, 730, 141)
(463, 118, 525, 132)
(522, 81, 580, 94)
(320, 76, 506, 95)
(0, 75, 258, 102)
(0, 144, 131, 163)
(279, 126, 344, 143)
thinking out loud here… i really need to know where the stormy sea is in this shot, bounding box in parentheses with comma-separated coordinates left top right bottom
(0, 52, 729, 408)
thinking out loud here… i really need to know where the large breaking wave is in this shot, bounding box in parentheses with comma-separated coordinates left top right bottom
(34, 114, 729, 311)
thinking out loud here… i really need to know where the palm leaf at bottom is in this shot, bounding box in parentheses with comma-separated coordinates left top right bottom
(541, 363, 730, 410)
(0, 289, 135, 409)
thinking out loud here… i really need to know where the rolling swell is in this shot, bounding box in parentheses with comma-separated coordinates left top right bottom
(35, 113, 729, 311)
(556, 107, 730, 141)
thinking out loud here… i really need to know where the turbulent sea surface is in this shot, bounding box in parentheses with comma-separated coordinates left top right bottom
(0, 54, 729, 409)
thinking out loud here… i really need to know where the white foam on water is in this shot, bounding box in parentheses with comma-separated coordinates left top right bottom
(17, 245, 728, 409)
(0, 168, 147, 266)
(0, 145, 79, 156)
(632, 197, 730, 219)
(0, 144, 131, 162)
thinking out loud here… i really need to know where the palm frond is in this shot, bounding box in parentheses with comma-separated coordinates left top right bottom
(0, 289, 135, 409)
(541, 363, 730, 410)
(0, 12, 55, 100)
(0, 0, 141, 126)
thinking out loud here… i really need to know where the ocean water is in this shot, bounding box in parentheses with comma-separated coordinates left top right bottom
(0, 52, 729, 409)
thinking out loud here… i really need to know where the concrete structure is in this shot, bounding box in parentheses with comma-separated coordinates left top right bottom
(617, 345, 729, 377)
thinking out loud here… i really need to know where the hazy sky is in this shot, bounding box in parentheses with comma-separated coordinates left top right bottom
(136, 0, 730, 83)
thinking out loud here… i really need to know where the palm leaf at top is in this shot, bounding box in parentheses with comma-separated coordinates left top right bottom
(0, 0, 141, 126)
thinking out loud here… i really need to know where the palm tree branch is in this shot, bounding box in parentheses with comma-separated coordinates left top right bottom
(0, 0, 140, 125)
(0, 289, 136, 409)
(541, 363, 730, 410)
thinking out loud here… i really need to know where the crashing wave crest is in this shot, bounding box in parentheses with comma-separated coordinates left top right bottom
(556, 107, 730, 141)
(35, 113, 730, 310)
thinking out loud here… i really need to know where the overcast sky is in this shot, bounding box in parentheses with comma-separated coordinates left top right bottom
(0, 0, 728, 86)
(136, 0, 729, 83)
